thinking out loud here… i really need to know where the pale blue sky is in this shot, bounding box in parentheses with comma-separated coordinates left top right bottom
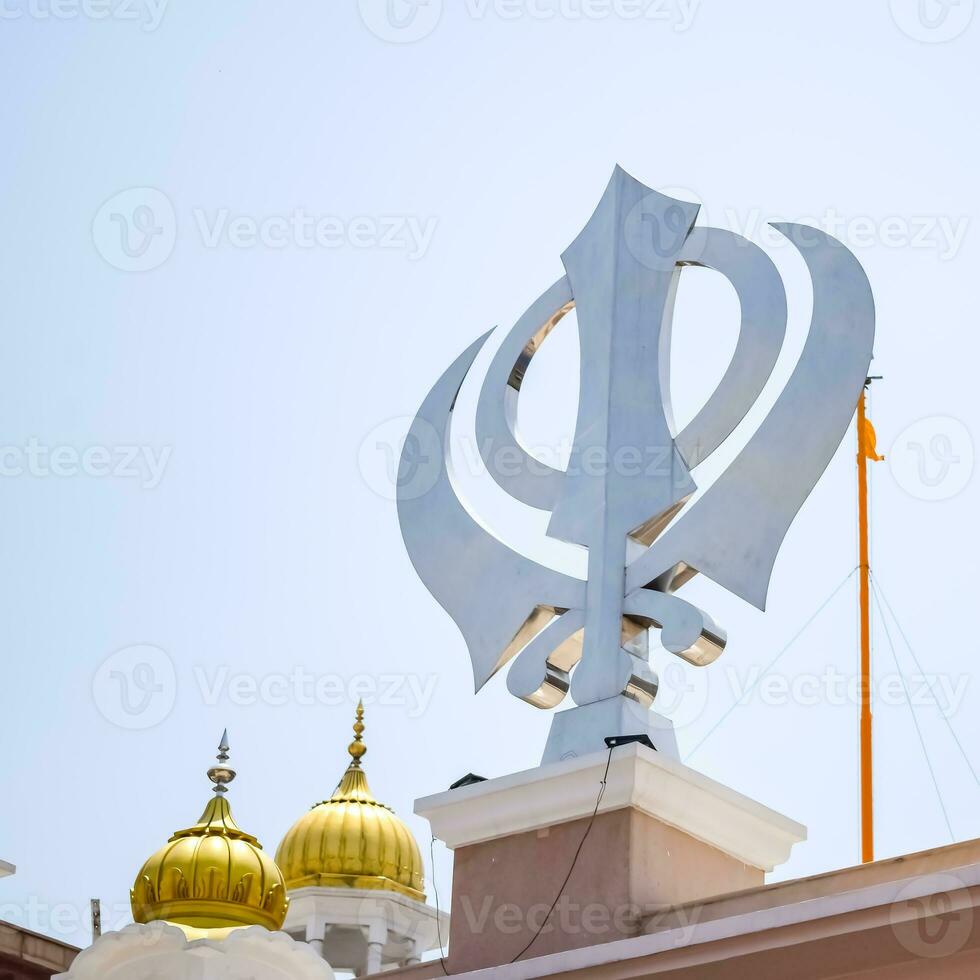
(0, 0, 978, 949)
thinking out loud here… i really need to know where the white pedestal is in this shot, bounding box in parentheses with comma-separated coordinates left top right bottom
(418, 741, 805, 870)
(415, 743, 806, 971)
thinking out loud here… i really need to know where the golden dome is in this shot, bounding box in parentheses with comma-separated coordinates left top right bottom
(275, 703, 425, 901)
(131, 732, 289, 932)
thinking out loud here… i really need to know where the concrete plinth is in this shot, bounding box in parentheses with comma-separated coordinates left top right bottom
(415, 743, 805, 973)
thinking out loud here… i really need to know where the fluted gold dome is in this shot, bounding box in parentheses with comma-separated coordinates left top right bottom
(131, 733, 289, 931)
(275, 704, 425, 901)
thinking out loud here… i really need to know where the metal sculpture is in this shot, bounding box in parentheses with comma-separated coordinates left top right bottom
(398, 166, 875, 761)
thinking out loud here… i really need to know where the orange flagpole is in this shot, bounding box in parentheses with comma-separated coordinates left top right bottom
(856, 384, 874, 864)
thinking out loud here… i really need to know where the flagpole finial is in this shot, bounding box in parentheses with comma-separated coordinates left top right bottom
(207, 729, 236, 794)
(348, 701, 367, 768)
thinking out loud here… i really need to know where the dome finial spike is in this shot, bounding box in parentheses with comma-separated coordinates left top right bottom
(208, 728, 236, 794)
(348, 700, 367, 768)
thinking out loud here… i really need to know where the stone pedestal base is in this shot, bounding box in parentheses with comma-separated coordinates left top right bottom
(415, 743, 805, 973)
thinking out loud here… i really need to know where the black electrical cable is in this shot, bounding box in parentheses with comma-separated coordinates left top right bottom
(429, 835, 451, 975)
(509, 744, 616, 963)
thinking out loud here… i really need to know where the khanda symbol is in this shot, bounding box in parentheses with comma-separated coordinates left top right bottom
(398, 167, 875, 719)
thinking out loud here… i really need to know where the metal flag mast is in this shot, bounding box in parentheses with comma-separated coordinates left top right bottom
(856, 376, 883, 864)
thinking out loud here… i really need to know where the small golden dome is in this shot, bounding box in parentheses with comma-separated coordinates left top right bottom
(275, 703, 425, 901)
(131, 732, 289, 931)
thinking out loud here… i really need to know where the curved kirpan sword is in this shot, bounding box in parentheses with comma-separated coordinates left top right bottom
(397, 167, 875, 718)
